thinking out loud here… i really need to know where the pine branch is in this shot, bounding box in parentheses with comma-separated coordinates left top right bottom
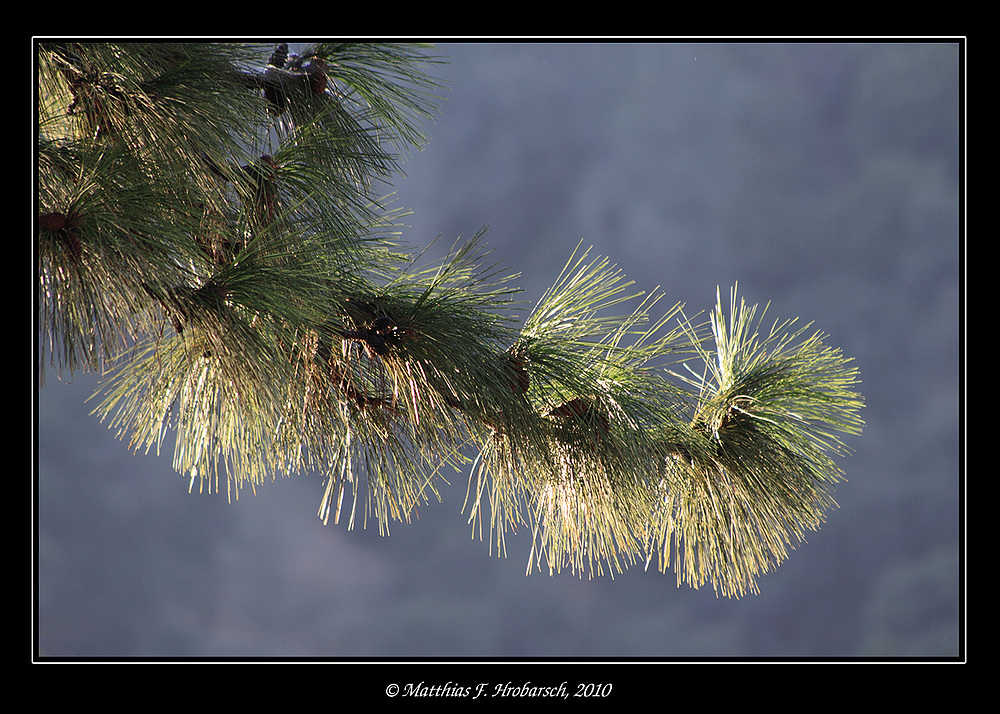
(37, 42, 864, 597)
(466, 247, 698, 578)
(644, 286, 865, 597)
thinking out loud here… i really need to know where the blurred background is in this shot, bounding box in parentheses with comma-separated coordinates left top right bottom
(36, 41, 961, 659)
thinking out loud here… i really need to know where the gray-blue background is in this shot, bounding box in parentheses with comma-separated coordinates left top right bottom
(36, 41, 961, 659)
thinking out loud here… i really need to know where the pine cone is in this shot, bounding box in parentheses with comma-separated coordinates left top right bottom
(503, 353, 530, 395)
(548, 397, 610, 443)
(306, 58, 327, 95)
(39, 211, 83, 264)
(39, 212, 67, 231)
(268, 43, 289, 69)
